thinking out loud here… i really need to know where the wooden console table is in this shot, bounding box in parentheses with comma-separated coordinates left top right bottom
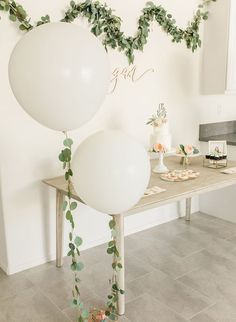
(43, 156, 236, 315)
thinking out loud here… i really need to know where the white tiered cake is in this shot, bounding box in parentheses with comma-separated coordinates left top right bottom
(150, 122, 172, 151)
(147, 103, 172, 152)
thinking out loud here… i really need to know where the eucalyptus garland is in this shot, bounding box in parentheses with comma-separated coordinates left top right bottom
(0, 0, 216, 63)
(106, 217, 124, 321)
(59, 134, 89, 322)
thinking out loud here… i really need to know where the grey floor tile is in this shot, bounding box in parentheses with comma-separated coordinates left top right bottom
(124, 233, 153, 255)
(25, 264, 93, 310)
(0, 268, 6, 280)
(189, 212, 216, 221)
(125, 254, 155, 282)
(178, 267, 236, 303)
(0, 287, 70, 322)
(162, 234, 204, 257)
(128, 269, 213, 320)
(182, 216, 236, 239)
(227, 234, 236, 242)
(190, 299, 236, 322)
(186, 249, 236, 282)
(0, 271, 33, 300)
(206, 236, 236, 261)
(118, 316, 131, 322)
(125, 293, 187, 322)
(147, 219, 191, 239)
(3, 212, 236, 322)
(176, 227, 218, 249)
(131, 242, 199, 279)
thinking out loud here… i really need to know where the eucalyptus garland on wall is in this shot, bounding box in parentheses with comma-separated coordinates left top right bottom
(0, 0, 216, 63)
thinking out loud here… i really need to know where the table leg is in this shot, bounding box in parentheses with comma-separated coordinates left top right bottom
(56, 190, 64, 267)
(114, 214, 125, 316)
(185, 197, 192, 221)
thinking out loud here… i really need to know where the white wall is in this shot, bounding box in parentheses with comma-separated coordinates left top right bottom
(0, 0, 202, 274)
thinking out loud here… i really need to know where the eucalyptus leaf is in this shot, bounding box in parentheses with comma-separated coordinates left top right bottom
(70, 202, 77, 210)
(76, 262, 84, 271)
(63, 138, 73, 148)
(74, 236, 83, 247)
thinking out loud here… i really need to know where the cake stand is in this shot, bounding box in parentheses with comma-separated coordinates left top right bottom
(152, 148, 175, 174)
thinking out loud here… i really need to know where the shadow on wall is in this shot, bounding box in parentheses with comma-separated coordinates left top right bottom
(39, 181, 52, 260)
(0, 168, 8, 272)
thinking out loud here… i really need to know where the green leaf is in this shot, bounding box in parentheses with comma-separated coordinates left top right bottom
(69, 242, 75, 251)
(63, 138, 73, 148)
(70, 298, 78, 308)
(107, 247, 113, 255)
(70, 202, 77, 210)
(109, 219, 116, 229)
(76, 261, 84, 271)
(112, 283, 119, 291)
(17, 5, 27, 19)
(71, 262, 77, 271)
(82, 309, 89, 318)
(68, 168, 73, 176)
(59, 152, 65, 162)
(70, 0, 76, 7)
(74, 236, 83, 247)
(62, 148, 71, 162)
(109, 313, 118, 321)
(66, 210, 72, 221)
(9, 14, 17, 21)
(69, 232, 73, 241)
(146, 1, 155, 7)
(108, 240, 115, 247)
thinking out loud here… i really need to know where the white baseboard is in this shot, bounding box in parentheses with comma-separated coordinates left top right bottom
(5, 253, 57, 275)
(5, 200, 199, 275)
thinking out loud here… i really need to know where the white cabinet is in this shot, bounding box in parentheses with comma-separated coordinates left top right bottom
(202, 0, 236, 94)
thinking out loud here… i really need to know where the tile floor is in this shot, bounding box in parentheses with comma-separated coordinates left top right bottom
(1, 212, 236, 321)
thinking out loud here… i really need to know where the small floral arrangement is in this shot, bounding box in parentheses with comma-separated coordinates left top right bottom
(153, 143, 166, 153)
(146, 103, 167, 127)
(89, 309, 106, 322)
(177, 144, 199, 156)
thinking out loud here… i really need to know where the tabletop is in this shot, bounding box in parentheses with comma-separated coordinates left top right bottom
(43, 156, 236, 216)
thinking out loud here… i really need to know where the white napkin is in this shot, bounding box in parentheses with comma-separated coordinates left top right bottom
(221, 167, 236, 174)
(144, 186, 166, 196)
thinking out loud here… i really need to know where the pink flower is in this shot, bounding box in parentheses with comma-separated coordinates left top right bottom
(185, 145, 193, 155)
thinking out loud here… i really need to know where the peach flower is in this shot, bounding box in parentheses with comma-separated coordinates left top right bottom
(184, 145, 193, 155)
(154, 143, 166, 153)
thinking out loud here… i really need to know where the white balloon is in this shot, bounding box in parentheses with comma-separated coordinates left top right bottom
(72, 130, 151, 214)
(8, 22, 110, 131)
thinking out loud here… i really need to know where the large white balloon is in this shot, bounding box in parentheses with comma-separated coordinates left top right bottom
(72, 130, 151, 214)
(8, 22, 110, 131)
